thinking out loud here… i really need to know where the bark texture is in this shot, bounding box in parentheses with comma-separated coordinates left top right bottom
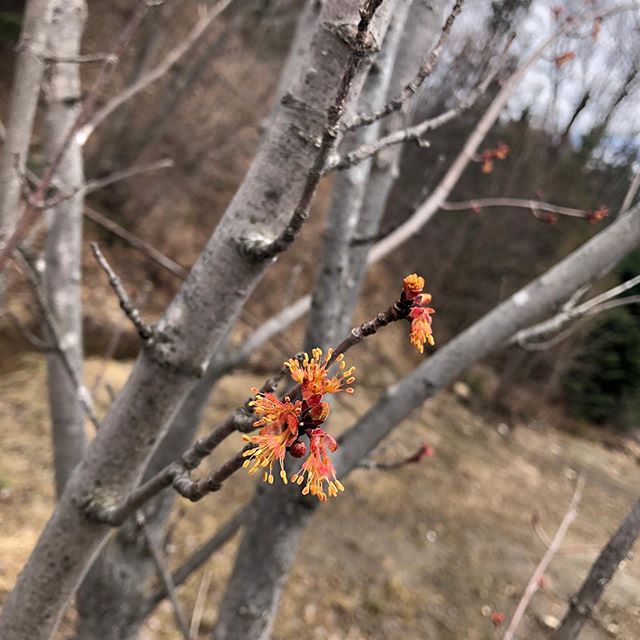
(551, 496, 640, 640)
(75, 357, 227, 640)
(43, 0, 88, 498)
(0, 3, 395, 638)
(0, 0, 52, 250)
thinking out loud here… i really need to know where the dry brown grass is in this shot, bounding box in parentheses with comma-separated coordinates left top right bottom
(1, 354, 640, 639)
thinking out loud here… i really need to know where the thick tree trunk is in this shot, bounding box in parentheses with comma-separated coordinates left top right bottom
(0, 0, 52, 250)
(551, 496, 640, 640)
(75, 351, 228, 640)
(43, 0, 88, 498)
(215, 206, 640, 639)
(0, 3, 396, 638)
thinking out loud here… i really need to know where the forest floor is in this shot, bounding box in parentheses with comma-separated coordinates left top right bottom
(1, 353, 640, 640)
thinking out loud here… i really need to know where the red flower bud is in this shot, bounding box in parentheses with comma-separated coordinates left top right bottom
(288, 439, 308, 458)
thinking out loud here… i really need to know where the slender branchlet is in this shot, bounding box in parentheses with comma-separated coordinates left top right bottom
(90, 242, 154, 341)
(0, 0, 154, 273)
(343, 0, 465, 131)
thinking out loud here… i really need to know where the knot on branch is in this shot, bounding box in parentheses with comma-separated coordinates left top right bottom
(334, 23, 379, 56)
(235, 233, 280, 263)
(75, 489, 121, 524)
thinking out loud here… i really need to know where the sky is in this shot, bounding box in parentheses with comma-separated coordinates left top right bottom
(433, 0, 640, 156)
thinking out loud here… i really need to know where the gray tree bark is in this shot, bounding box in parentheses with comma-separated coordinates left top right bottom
(338, 0, 449, 323)
(0, 3, 396, 638)
(0, 0, 52, 250)
(214, 205, 640, 640)
(43, 0, 88, 498)
(226, 0, 452, 366)
(75, 346, 230, 640)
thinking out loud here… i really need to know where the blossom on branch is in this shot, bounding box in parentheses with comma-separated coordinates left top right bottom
(242, 392, 302, 484)
(402, 274, 436, 354)
(243, 349, 355, 500)
(291, 428, 344, 501)
(588, 205, 609, 224)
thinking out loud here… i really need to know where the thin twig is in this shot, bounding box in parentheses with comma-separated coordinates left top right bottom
(440, 197, 597, 219)
(620, 170, 640, 216)
(77, 0, 236, 144)
(532, 513, 602, 555)
(146, 506, 246, 611)
(84, 205, 189, 278)
(41, 52, 118, 64)
(82, 158, 174, 194)
(513, 272, 640, 349)
(14, 251, 101, 429)
(90, 281, 153, 396)
(90, 242, 154, 341)
(137, 514, 192, 640)
(328, 31, 510, 172)
(190, 569, 212, 639)
(358, 442, 434, 470)
(1, 311, 57, 352)
(502, 477, 585, 640)
(344, 0, 465, 131)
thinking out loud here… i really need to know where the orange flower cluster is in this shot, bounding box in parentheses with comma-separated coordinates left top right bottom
(243, 348, 355, 501)
(402, 274, 435, 354)
(480, 142, 510, 174)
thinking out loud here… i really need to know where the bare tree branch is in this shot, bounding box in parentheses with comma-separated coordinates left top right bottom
(146, 506, 247, 611)
(620, 169, 640, 216)
(42, 0, 89, 497)
(82, 157, 173, 194)
(328, 35, 511, 172)
(502, 477, 585, 640)
(84, 204, 189, 278)
(0, 0, 52, 257)
(77, 0, 236, 144)
(240, 0, 388, 261)
(14, 250, 100, 429)
(440, 197, 599, 220)
(0, 0, 152, 273)
(91, 242, 154, 340)
(512, 273, 640, 349)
